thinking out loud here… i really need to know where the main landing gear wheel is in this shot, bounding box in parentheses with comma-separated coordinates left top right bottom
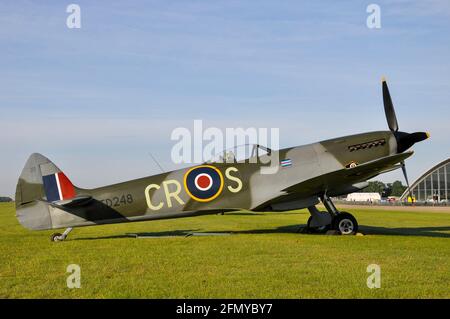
(307, 216, 330, 234)
(333, 212, 358, 235)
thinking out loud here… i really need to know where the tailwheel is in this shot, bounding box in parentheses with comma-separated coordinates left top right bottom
(307, 216, 330, 234)
(50, 233, 63, 242)
(50, 227, 73, 242)
(333, 212, 358, 235)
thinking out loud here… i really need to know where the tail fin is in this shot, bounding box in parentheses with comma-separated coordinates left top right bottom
(15, 153, 79, 230)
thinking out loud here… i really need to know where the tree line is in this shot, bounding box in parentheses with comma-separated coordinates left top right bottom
(361, 180, 407, 197)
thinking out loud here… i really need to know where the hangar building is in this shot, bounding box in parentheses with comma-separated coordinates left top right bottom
(400, 158, 450, 203)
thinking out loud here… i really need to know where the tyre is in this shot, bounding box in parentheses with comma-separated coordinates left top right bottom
(332, 212, 358, 235)
(50, 233, 62, 242)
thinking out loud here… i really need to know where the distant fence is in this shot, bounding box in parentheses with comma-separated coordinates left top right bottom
(333, 199, 448, 207)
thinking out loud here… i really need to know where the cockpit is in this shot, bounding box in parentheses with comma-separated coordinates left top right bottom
(206, 144, 272, 164)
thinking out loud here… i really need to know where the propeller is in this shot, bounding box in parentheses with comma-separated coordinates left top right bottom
(401, 161, 413, 201)
(382, 77, 399, 132)
(381, 77, 430, 201)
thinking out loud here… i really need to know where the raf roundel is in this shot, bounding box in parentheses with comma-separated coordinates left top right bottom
(184, 165, 224, 202)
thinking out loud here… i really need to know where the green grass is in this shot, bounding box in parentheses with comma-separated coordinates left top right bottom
(0, 202, 449, 298)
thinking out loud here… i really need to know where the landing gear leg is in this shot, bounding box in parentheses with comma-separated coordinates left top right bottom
(320, 193, 339, 217)
(50, 227, 73, 242)
(320, 194, 358, 235)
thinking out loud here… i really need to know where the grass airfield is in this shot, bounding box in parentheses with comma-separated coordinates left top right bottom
(0, 202, 449, 298)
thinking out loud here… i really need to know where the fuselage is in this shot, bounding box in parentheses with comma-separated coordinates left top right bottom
(16, 130, 402, 230)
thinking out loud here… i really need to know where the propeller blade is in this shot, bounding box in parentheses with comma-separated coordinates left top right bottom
(401, 161, 413, 201)
(382, 77, 399, 132)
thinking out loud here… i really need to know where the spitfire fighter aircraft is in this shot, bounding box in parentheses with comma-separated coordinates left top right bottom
(15, 79, 429, 241)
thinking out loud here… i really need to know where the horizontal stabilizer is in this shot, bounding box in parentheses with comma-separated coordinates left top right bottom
(50, 195, 93, 208)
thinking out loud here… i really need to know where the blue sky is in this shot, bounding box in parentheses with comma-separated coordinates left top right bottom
(1, 0, 449, 197)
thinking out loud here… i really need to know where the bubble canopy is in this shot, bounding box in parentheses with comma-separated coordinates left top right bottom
(206, 144, 272, 164)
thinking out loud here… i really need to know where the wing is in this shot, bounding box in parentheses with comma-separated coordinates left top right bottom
(255, 151, 413, 210)
(283, 151, 413, 196)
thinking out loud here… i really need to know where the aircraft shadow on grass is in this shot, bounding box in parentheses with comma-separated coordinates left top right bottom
(358, 225, 450, 238)
(75, 223, 450, 240)
(211, 224, 450, 238)
(75, 229, 201, 240)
